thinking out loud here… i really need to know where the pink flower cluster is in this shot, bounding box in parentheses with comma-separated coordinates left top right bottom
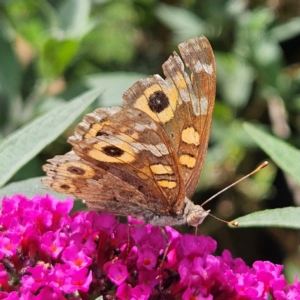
(0, 194, 299, 299)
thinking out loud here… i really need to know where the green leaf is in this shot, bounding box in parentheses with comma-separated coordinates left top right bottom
(155, 3, 209, 43)
(0, 177, 88, 212)
(85, 72, 146, 107)
(0, 88, 102, 187)
(0, 177, 66, 201)
(284, 255, 300, 283)
(216, 53, 254, 108)
(271, 17, 300, 42)
(243, 123, 300, 185)
(38, 38, 79, 78)
(58, 0, 93, 38)
(235, 8, 283, 89)
(232, 207, 300, 229)
(0, 24, 21, 97)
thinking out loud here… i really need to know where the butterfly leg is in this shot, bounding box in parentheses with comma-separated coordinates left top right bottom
(156, 226, 170, 291)
(126, 223, 132, 256)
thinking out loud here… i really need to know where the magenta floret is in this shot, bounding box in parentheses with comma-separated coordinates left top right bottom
(0, 194, 299, 299)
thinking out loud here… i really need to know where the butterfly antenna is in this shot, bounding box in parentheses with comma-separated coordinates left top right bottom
(201, 161, 268, 226)
(208, 213, 238, 226)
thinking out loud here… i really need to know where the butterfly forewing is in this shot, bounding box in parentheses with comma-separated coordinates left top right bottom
(67, 107, 186, 214)
(178, 37, 216, 198)
(122, 36, 216, 198)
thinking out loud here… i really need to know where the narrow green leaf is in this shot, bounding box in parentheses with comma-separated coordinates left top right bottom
(232, 207, 300, 229)
(85, 72, 146, 107)
(0, 88, 102, 187)
(284, 256, 300, 283)
(271, 17, 300, 42)
(0, 177, 66, 201)
(0, 29, 21, 97)
(0, 177, 87, 212)
(244, 123, 300, 185)
(216, 53, 254, 108)
(155, 4, 209, 42)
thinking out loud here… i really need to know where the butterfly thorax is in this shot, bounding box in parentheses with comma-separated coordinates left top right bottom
(143, 197, 210, 227)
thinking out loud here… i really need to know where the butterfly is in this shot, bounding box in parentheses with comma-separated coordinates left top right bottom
(42, 36, 216, 227)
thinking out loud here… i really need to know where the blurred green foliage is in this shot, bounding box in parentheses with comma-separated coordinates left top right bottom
(1, 0, 300, 280)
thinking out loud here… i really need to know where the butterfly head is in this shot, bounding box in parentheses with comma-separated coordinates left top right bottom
(184, 197, 210, 227)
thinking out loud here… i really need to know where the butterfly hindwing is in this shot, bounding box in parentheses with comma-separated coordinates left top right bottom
(42, 152, 160, 217)
(67, 106, 186, 214)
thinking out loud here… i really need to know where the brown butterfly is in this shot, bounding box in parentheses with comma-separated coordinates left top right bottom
(42, 36, 216, 227)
